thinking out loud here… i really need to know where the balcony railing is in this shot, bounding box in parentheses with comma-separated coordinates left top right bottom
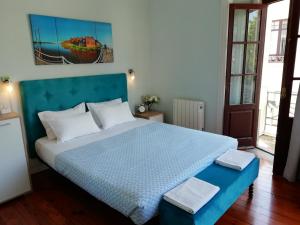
(265, 91, 297, 129)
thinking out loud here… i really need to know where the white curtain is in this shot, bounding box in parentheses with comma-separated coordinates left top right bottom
(284, 85, 300, 182)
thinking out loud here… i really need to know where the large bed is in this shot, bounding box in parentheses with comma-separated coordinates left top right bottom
(20, 74, 237, 225)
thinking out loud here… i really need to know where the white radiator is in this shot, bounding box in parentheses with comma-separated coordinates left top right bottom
(173, 99, 205, 131)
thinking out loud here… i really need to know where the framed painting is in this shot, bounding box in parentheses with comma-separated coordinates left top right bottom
(29, 14, 114, 65)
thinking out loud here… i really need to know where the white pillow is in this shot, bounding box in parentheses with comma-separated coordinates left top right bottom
(92, 102, 135, 129)
(38, 103, 86, 140)
(87, 98, 122, 127)
(86, 98, 122, 110)
(48, 112, 101, 143)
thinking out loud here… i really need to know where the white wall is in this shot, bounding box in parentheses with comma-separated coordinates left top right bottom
(0, 0, 151, 112)
(261, 0, 290, 91)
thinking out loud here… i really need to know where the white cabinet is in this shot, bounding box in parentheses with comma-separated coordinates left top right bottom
(0, 113, 31, 203)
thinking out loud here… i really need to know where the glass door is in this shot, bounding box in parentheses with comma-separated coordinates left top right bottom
(224, 4, 267, 147)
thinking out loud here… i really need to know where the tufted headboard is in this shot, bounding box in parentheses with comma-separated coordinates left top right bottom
(20, 73, 128, 158)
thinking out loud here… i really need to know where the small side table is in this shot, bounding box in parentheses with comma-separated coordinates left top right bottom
(135, 111, 164, 123)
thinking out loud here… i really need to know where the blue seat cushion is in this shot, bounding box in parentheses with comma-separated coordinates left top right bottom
(159, 158, 259, 225)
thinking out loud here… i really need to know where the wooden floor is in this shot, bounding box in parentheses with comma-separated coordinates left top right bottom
(0, 158, 299, 225)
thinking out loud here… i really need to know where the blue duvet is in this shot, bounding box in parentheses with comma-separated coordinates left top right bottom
(55, 122, 237, 225)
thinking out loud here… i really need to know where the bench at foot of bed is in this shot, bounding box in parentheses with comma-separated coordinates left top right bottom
(159, 158, 259, 225)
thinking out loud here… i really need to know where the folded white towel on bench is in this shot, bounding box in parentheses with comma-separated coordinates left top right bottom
(215, 150, 255, 171)
(163, 177, 220, 214)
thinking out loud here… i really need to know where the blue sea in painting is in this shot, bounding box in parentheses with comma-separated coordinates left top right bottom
(29, 14, 114, 65)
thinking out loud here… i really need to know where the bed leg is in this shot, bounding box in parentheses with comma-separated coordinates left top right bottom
(248, 184, 254, 199)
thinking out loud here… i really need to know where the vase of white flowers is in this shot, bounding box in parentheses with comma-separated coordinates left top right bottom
(0, 75, 10, 83)
(143, 95, 160, 111)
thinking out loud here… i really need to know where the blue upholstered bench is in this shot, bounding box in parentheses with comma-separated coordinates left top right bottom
(159, 158, 259, 225)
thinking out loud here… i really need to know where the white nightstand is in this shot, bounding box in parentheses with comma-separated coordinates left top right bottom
(0, 113, 31, 204)
(135, 111, 164, 123)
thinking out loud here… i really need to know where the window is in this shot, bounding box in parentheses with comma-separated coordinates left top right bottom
(269, 19, 288, 63)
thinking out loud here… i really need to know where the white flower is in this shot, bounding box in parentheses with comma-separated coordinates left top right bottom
(142, 95, 160, 104)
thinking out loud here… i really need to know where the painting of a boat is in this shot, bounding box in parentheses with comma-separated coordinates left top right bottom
(29, 14, 114, 65)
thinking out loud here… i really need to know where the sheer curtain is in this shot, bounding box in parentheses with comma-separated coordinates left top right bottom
(284, 85, 300, 182)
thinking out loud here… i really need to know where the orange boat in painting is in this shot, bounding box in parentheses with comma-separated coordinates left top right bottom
(61, 37, 102, 63)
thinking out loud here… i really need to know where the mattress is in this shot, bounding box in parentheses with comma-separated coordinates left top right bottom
(36, 118, 152, 168)
(36, 120, 237, 225)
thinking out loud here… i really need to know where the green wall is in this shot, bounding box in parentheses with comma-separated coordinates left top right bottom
(0, 0, 151, 112)
(149, 0, 254, 132)
(0, 0, 152, 173)
(0, 0, 255, 133)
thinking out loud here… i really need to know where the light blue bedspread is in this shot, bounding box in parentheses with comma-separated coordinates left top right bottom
(54, 122, 237, 225)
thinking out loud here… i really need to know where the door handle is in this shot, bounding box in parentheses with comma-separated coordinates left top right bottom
(0, 123, 11, 127)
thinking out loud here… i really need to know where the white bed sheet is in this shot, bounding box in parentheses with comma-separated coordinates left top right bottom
(35, 118, 152, 168)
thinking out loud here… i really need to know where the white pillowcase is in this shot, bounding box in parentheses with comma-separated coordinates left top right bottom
(38, 103, 86, 140)
(48, 112, 101, 143)
(92, 102, 135, 129)
(87, 98, 122, 127)
(86, 98, 122, 110)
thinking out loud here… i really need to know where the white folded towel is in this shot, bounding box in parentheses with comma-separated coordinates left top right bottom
(215, 150, 256, 171)
(163, 177, 220, 214)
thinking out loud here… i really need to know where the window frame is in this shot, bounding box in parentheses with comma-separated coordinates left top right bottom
(269, 19, 288, 63)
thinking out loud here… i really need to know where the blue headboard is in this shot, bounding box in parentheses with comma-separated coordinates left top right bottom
(20, 73, 128, 158)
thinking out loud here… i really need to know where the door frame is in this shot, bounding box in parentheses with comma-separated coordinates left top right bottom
(223, 4, 268, 147)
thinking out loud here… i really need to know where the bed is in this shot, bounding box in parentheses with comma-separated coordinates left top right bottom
(20, 74, 238, 225)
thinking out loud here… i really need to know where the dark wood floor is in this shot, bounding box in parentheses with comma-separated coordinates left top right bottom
(0, 158, 299, 225)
